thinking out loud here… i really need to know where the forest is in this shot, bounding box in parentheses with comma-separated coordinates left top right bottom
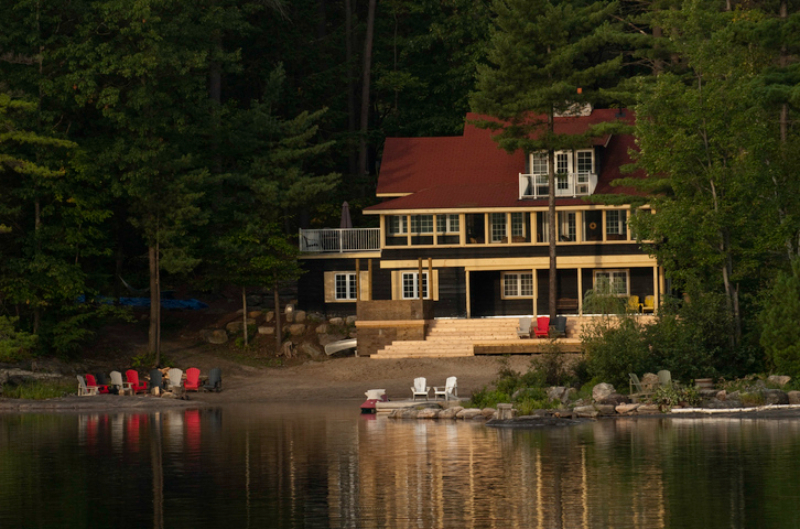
(1, 0, 799, 379)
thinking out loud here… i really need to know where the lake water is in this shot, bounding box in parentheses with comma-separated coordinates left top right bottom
(2, 402, 800, 528)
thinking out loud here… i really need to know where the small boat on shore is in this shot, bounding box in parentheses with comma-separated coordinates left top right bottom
(324, 338, 357, 356)
(360, 389, 388, 414)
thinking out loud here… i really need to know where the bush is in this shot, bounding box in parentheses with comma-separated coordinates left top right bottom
(0, 316, 37, 362)
(760, 261, 800, 378)
(583, 316, 652, 388)
(2, 379, 75, 399)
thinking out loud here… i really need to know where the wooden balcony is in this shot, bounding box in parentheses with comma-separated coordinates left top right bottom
(299, 228, 381, 253)
(519, 172, 598, 200)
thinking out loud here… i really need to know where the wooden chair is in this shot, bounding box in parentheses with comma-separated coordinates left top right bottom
(517, 317, 532, 338)
(642, 295, 655, 313)
(85, 374, 109, 394)
(77, 375, 98, 396)
(434, 377, 458, 400)
(203, 368, 222, 392)
(411, 377, 430, 400)
(184, 367, 202, 392)
(534, 316, 550, 338)
(125, 370, 149, 394)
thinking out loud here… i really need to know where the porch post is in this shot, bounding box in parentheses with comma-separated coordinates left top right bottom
(532, 269, 538, 318)
(418, 258, 423, 300)
(652, 266, 659, 314)
(355, 259, 360, 301)
(577, 267, 583, 316)
(466, 270, 471, 318)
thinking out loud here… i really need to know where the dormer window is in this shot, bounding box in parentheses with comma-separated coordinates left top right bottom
(520, 150, 598, 199)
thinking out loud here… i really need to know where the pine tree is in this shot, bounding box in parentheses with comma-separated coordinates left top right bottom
(472, 0, 627, 320)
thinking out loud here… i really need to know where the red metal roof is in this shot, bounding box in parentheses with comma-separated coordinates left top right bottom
(368, 109, 645, 212)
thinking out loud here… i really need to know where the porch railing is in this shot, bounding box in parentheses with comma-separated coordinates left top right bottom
(299, 228, 381, 253)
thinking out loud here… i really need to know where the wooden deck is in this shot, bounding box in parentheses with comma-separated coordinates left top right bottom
(370, 316, 609, 359)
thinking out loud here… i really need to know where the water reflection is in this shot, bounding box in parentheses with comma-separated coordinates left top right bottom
(2, 406, 800, 528)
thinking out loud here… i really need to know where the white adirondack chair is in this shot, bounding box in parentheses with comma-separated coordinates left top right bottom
(411, 377, 430, 400)
(434, 377, 458, 400)
(167, 368, 184, 394)
(77, 375, 98, 396)
(110, 370, 132, 395)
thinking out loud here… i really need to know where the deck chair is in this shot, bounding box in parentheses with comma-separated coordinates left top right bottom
(166, 368, 183, 394)
(125, 370, 149, 394)
(149, 369, 164, 395)
(552, 316, 567, 338)
(534, 316, 550, 338)
(85, 374, 109, 394)
(184, 367, 201, 392)
(110, 370, 131, 395)
(517, 317, 532, 338)
(657, 370, 672, 389)
(77, 375, 98, 396)
(627, 295, 641, 313)
(411, 377, 430, 400)
(434, 377, 458, 400)
(629, 373, 655, 402)
(642, 295, 655, 313)
(203, 368, 222, 392)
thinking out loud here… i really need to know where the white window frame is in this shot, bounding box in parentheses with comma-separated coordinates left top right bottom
(436, 214, 459, 234)
(410, 215, 433, 234)
(401, 271, 429, 300)
(594, 270, 629, 296)
(502, 272, 534, 299)
(577, 150, 594, 174)
(334, 272, 358, 301)
(537, 212, 549, 243)
(606, 210, 627, 237)
(530, 152, 548, 174)
(388, 215, 407, 235)
(490, 213, 507, 242)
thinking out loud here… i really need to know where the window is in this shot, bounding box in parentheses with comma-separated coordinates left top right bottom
(594, 270, 629, 296)
(556, 152, 569, 174)
(388, 215, 407, 235)
(410, 215, 433, 234)
(401, 272, 429, 299)
(558, 211, 576, 242)
(531, 152, 547, 174)
(334, 273, 357, 300)
(503, 272, 533, 298)
(490, 213, 507, 242)
(511, 212, 525, 238)
(436, 214, 459, 233)
(537, 212, 549, 243)
(606, 210, 627, 239)
(577, 150, 594, 174)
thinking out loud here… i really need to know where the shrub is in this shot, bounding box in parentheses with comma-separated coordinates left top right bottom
(2, 379, 75, 399)
(759, 261, 800, 378)
(0, 316, 37, 362)
(583, 316, 652, 389)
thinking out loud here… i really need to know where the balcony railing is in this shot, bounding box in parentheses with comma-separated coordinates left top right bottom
(299, 228, 381, 253)
(519, 172, 598, 200)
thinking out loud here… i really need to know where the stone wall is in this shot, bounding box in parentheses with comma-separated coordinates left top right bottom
(354, 300, 434, 357)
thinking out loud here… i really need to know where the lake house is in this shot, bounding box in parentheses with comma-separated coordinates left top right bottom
(298, 107, 662, 320)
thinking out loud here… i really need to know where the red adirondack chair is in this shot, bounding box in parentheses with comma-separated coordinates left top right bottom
(125, 370, 149, 394)
(534, 316, 550, 338)
(85, 374, 109, 394)
(184, 367, 201, 392)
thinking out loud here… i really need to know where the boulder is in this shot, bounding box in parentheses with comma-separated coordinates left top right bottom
(547, 386, 569, 402)
(594, 403, 616, 416)
(552, 409, 573, 419)
(294, 310, 307, 323)
(247, 311, 262, 319)
(702, 398, 741, 409)
(317, 333, 347, 347)
(495, 403, 516, 420)
(481, 408, 496, 420)
(329, 317, 344, 326)
(789, 391, 800, 405)
(592, 383, 615, 402)
(716, 390, 727, 401)
(768, 375, 791, 387)
(438, 406, 463, 420)
(573, 405, 599, 418)
(456, 408, 484, 420)
(284, 311, 294, 323)
(202, 329, 228, 344)
(226, 318, 256, 333)
(257, 326, 275, 335)
(297, 342, 324, 359)
(306, 312, 325, 323)
(315, 323, 329, 334)
(345, 315, 357, 325)
(763, 389, 789, 405)
(416, 409, 439, 419)
(597, 393, 630, 406)
(281, 341, 294, 358)
(637, 404, 661, 414)
(265, 311, 275, 323)
(616, 403, 640, 414)
(288, 324, 306, 336)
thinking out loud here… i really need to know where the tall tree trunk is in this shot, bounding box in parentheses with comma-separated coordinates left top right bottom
(780, 0, 788, 144)
(242, 286, 249, 347)
(345, 0, 357, 177)
(274, 284, 282, 353)
(149, 243, 161, 365)
(358, 0, 377, 178)
(547, 117, 557, 322)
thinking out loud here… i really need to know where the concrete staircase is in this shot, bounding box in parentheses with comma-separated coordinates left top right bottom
(371, 318, 521, 359)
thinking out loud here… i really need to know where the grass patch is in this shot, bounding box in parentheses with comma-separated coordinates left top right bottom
(2, 379, 75, 399)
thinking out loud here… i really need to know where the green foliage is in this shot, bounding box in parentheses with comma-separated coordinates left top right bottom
(1, 379, 75, 400)
(648, 385, 701, 409)
(0, 317, 37, 362)
(583, 316, 652, 389)
(131, 351, 173, 369)
(582, 283, 628, 315)
(760, 260, 800, 377)
(467, 356, 575, 410)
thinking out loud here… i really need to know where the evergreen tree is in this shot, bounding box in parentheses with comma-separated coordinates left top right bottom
(472, 0, 627, 320)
